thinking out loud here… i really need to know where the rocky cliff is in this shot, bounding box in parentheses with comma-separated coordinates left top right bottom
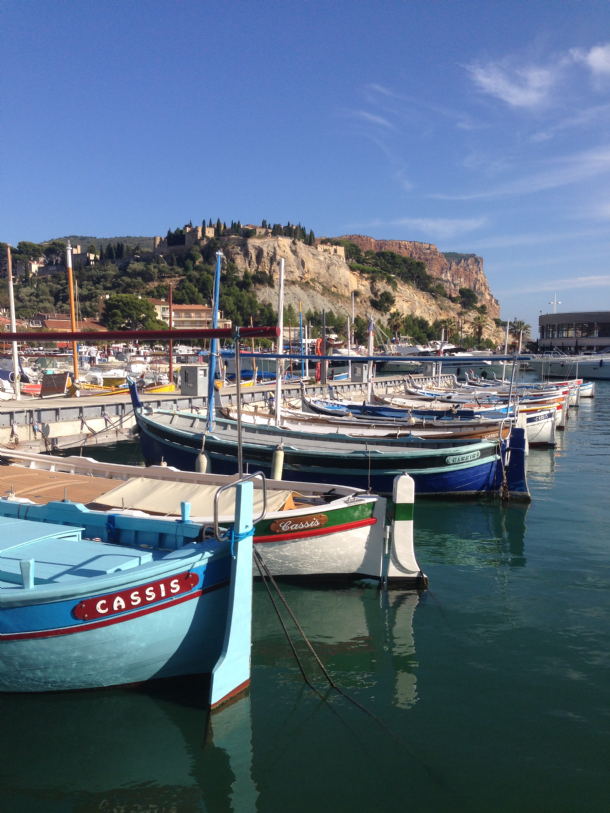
(221, 236, 503, 343)
(339, 235, 499, 318)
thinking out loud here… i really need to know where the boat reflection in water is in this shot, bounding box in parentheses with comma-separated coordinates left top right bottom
(413, 500, 530, 569)
(0, 678, 259, 813)
(253, 583, 421, 711)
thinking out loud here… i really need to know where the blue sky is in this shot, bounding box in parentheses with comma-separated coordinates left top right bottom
(2, 1, 609, 333)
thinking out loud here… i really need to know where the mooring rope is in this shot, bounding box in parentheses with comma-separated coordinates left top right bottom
(253, 547, 405, 739)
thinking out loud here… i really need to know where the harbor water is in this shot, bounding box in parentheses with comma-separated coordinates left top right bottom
(2, 383, 609, 812)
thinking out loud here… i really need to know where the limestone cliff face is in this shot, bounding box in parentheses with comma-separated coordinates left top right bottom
(221, 235, 503, 343)
(339, 235, 500, 318)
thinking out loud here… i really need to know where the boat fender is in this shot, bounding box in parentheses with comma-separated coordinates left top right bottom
(271, 444, 285, 480)
(196, 450, 211, 473)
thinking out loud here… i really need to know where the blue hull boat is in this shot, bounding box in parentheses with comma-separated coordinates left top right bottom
(130, 386, 529, 500)
(0, 479, 255, 705)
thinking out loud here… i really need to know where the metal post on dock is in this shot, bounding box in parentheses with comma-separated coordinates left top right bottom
(274, 258, 285, 426)
(6, 246, 21, 400)
(65, 243, 79, 383)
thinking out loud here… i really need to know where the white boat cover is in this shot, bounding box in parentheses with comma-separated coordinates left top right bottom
(92, 477, 294, 517)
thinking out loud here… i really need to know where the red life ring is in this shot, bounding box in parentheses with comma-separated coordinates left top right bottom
(315, 338, 323, 356)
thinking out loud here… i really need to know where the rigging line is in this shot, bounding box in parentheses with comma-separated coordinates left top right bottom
(253, 551, 324, 698)
(253, 548, 406, 745)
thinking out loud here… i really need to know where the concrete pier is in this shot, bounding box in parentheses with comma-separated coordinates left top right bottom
(0, 373, 456, 453)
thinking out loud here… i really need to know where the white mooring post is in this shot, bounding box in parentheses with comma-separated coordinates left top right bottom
(209, 479, 254, 709)
(385, 473, 427, 587)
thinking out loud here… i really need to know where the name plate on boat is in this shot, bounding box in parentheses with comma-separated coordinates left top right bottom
(269, 514, 329, 534)
(446, 451, 481, 465)
(73, 572, 199, 621)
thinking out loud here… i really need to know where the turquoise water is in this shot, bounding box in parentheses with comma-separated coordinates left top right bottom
(2, 384, 609, 812)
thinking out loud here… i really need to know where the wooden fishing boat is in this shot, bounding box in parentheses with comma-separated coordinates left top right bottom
(128, 383, 529, 500)
(223, 402, 513, 442)
(0, 448, 392, 583)
(0, 472, 256, 706)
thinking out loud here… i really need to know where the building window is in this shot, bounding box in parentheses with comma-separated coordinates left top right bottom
(556, 324, 574, 338)
(597, 322, 610, 338)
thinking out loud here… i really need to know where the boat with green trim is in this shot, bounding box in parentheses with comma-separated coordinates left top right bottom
(0, 448, 398, 584)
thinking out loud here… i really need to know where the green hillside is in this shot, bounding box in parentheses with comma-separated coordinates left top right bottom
(51, 235, 155, 251)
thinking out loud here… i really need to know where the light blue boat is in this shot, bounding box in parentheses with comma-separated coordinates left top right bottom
(0, 478, 256, 706)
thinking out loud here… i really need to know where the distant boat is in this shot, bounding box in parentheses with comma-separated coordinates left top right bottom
(128, 382, 530, 500)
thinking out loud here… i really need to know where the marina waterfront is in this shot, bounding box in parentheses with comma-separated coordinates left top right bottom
(1, 382, 608, 812)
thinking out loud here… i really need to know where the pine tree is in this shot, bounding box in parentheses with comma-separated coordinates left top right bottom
(106, 244, 115, 261)
(262, 219, 267, 229)
(216, 218, 222, 237)
(170, 253, 177, 267)
(209, 218, 213, 227)
(99, 245, 105, 263)
(308, 230, 315, 246)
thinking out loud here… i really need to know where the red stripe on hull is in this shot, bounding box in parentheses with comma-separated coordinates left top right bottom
(254, 517, 376, 544)
(0, 580, 229, 642)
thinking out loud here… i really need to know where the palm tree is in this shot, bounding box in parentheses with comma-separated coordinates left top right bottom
(470, 313, 490, 344)
(387, 310, 403, 341)
(510, 319, 531, 350)
(440, 318, 456, 342)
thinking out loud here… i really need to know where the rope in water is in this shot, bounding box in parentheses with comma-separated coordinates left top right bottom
(253, 547, 404, 740)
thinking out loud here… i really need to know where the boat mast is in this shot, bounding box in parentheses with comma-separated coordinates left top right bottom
(274, 258, 284, 426)
(299, 300, 304, 379)
(347, 315, 351, 381)
(65, 243, 79, 382)
(168, 282, 173, 387)
(502, 319, 510, 382)
(367, 315, 374, 402)
(206, 251, 223, 432)
(6, 246, 21, 400)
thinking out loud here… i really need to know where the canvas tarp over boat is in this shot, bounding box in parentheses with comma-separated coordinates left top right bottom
(91, 477, 294, 518)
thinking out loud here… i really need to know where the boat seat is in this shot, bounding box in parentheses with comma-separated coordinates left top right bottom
(0, 516, 152, 587)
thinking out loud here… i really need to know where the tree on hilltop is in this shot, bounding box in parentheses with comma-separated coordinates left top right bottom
(101, 293, 167, 330)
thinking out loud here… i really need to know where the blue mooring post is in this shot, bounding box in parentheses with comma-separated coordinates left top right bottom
(206, 251, 223, 432)
(209, 480, 254, 709)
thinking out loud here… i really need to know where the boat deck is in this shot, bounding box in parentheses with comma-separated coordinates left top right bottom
(0, 516, 152, 589)
(0, 467, 118, 506)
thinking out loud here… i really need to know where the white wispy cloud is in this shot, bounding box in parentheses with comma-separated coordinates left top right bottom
(497, 275, 610, 295)
(352, 110, 396, 129)
(431, 145, 610, 200)
(466, 62, 555, 108)
(351, 217, 486, 240)
(570, 43, 610, 76)
(392, 217, 485, 239)
(472, 227, 609, 250)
